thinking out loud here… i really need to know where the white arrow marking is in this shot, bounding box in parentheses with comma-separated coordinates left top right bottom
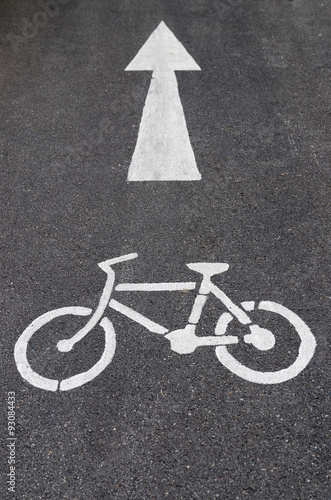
(125, 21, 201, 181)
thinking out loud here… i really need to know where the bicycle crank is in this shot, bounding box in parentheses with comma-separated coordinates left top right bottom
(165, 324, 238, 354)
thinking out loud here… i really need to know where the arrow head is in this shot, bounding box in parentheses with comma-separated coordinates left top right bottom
(125, 21, 201, 72)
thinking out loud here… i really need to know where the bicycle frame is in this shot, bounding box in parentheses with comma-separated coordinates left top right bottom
(56, 253, 255, 355)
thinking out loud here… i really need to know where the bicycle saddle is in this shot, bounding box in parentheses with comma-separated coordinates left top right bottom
(186, 262, 229, 277)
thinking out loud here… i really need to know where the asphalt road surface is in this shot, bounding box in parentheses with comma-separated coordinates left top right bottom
(1, 1, 330, 499)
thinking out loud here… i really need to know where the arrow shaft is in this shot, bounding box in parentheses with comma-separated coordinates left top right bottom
(128, 71, 201, 181)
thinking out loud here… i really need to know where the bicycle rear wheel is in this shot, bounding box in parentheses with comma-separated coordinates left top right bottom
(215, 301, 316, 384)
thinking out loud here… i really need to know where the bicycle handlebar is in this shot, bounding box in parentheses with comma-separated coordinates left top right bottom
(98, 253, 138, 270)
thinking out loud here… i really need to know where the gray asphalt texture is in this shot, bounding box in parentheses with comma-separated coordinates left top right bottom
(0, 0, 330, 499)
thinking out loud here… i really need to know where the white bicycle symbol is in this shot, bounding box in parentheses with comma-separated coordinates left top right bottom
(15, 253, 316, 391)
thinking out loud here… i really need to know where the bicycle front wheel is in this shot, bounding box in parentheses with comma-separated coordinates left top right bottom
(215, 301, 316, 384)
(14, 307, 116, 392)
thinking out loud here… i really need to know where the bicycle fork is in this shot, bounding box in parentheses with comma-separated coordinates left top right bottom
(56, 253, 138, 353)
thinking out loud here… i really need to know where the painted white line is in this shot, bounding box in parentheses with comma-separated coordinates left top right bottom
(188, 294, 208, 324)
(210, 283, 251, 325)
(99, 253, 138, 268)
(15, 257, 317, 390)
(125, 21, 201, 181)
(14, 306, 92, 392)
(115, 282, 196, 292)
(215, 312, 233, 335)
(165, 324, 238, 354)
(57, 266, 115, 352)
(60, 317, 116, 391)
(241, 301, 255, 312)
(216, 301, 316, 384)
(109, 299, 169, 334)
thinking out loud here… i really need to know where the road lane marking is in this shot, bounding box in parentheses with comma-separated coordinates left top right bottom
(15, 254, 316, 390)
(125, 21, 201, 181)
